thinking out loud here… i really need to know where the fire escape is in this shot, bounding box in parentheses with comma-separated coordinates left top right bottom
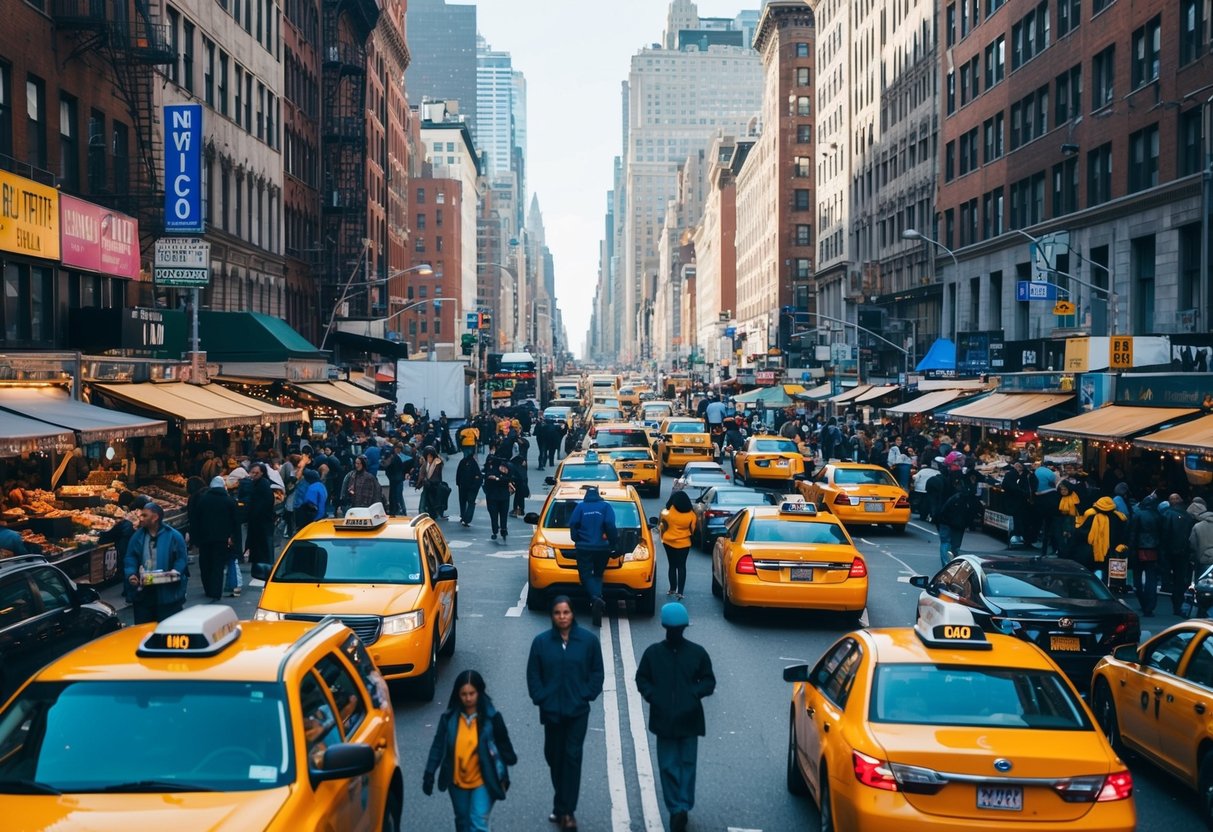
(52, 0, 177, 253)
(321, 0, 381, 325)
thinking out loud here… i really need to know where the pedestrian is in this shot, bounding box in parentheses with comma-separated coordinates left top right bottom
(526, 596, 604, 832)
(659, 491, 697, 600)
(384, 443, 407, 516)
(1127, 494, 1163, 616)
(933, 471, 983, 568)
(1042, 479, 1081, 558)
(456, 451, 483, 527)
(343, 454, 382, 508)
(294, 466, 327, 527)
(634, 602, 717, 832)
(510, 452, 530, 517)
(482, 455, 514, 542)
(123, 502, 189, 624)
(886, 436, 912, 491)
(418, 446, 450, 520)
(422, 670, 518, 832)
(245, 462, 276, 579)
(191, 476, 239, 601)
(569, 485, 618, 626)
(1189, 501, 1213, 602)
(458, 423, 480, 458)
(1074, 497, 1130, 588)
(1163, 494, 1199, 615)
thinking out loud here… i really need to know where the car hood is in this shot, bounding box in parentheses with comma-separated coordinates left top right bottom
(7, 788, 291, 831)
(261, 581, 425, 615)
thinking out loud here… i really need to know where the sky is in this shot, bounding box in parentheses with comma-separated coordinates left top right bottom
(472, 0, 761, 359)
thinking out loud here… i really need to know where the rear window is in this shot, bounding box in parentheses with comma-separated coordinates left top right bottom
(592, 410, 623, 421)
(744, 520, 848, 545)
(714, 490, 767, 506)
(668, 422, 705, 434)
(543, 499, 642, 529)
(596, 430, 649, 448)
(984, 569, 1115, 601)
(752, 439, 799, 453)
(610, 450, 652, 461)
(559, 464, 619, 482)
(685, 470, 729, 482)
(870, 664, 1090, 730)
(833, 468, 897, 486)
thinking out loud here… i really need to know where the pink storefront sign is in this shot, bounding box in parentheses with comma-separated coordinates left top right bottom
(59, 195, 140, 279)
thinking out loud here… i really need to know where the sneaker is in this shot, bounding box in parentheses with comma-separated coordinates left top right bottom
(229, 587, 241, 597)
(676, 593, 684, 601)
(670, 811, 688, 832)
(491, 533, 497, 541)
(667, 589, 676, 596)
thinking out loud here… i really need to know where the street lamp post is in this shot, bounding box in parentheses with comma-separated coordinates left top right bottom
(902, 228, 960, 339)
(320, 262, 433, 350)
(1005, 227, 1119, 335)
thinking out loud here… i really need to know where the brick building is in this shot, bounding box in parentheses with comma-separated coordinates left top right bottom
(283, 0, 322, 343)
(402, 174, 461, 355)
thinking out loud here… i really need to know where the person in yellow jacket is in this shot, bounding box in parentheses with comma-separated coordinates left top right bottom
(1074, 496, 1129, 589)
(458, 424, 480, 458)
(659, 490, 698, 600)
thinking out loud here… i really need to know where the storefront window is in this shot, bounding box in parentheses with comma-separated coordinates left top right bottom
(4, 264, 21, 342)
(29, 267, 48, 342)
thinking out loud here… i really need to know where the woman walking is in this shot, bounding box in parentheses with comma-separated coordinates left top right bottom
(422, 670, 517, 832)
(660, 491, 697, 600)
(418, 446, 449, 520)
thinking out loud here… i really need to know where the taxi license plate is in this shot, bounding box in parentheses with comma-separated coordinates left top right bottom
(977, 785, 1023, 811)
(864, 502, 885, 512)
(790, 567, 814, 582)
(1050, 635, 1081, 652)
(619, 471, 633, 478)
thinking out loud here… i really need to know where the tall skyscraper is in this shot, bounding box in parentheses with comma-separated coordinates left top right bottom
(476, 36, 516, 180)
(405, 0, 478, 130)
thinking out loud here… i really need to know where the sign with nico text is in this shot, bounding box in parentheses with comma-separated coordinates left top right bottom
(163, 104, 204, 234)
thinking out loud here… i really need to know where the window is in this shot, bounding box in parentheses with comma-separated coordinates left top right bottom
(1092, 45, 1115, 110)
(982, 187, 1004, 238)
(795, 42, 809, 57)
(960, 0, 971, 37)
(25, 75, 45, 169)
(1010, 1, 1050, 70)
(1185, 634, 1213, 688)
(1009, 86, 1048, 149)
(234, 65, 243, 127)
(1181, 0, 1205, 66)
(796, 96, 811, 116)
(314, 654, 367, 737)
(203, 38, 215, 106)
(793, 156, 810, 177)
(1057, 0, 1080, 37)
(0, 64, 10, 159)
(797, 124, 812, 143)
(944, 208, 955, 249)
(182, 20, 195, 93)
(1052, 157, 1078, 216)
(959, 127, 979, 175)
(1087, 142, 1113, 205)
(1009, 172, 1045, 228)
(960, 57, 979, 106)
(342, 634, 388, 709)
(244, 74, 252, 133)
(1054, 65, 1081, 123)
(946, 70, 955, 115)
(793, 189, 810, 210)
(1132, 235, 1156, 334)
(959, 198, 978, 246)
(166, 6, 180, 84)
(257, 82, 265, 140)
(795, 258, 811, 279)
(984, 36, 1005, 88)
(218, 52, 229, 116)
(416, 187, 425, 204)
(1180, 108, 1202, 176)
(796, 67, 811, 87)
(300, 670, 340, 768)
(1128, 124, 1159, 192)
(59, 96, 78, 191)
(30, 568, 72, 610)
(87, 110, 105, 193)
(416, 213, 426, 230)
(946, 3, 957, 46)
(1092, 0, 1112, 11)
(987, 0, 1006, 16)
(1131, 16, 1162, 89)
(0, 574, 35, 627)
(795, 224, 812, 246)
(945, 140, 956, 181)
(435, 236, 444, 252)
(983, 112, 1004, 162)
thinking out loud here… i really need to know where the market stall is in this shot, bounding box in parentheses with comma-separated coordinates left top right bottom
(1039, 405, 1201, 482)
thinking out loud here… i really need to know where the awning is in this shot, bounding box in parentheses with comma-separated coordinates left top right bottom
(93, 383, 274, 431)
(830, 384, 873, 404)
(328, 330, 409, 359)
(916, 378, 989, 392)
(199, 311, 327, 362)
(796, 382, 834, 400)
(916, 338, 956, 373)
(854, 384, 900, 403)
(205, 384, 305, 424)
(1133, 414, 1213, 454)
(884, 389, 972, 415)
(290, 381, 391, 409)
(942, 392, 1074, 428)
(0, 411, 76, 457)
(0, 387, 166, 443)
(733, 386, 794, 408)
(782, 383, 806, 396)
(1039, 406, 1200, 442)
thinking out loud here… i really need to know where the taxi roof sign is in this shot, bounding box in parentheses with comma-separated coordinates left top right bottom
(779, 500, 817, 515)
(913, 595, 991, 650)
(137, 605, 242, 657)
(584, 450, 600, 463)
(335, 502, 389, 530)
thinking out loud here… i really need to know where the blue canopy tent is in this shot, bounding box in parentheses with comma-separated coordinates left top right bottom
(916, 338, 956, 373)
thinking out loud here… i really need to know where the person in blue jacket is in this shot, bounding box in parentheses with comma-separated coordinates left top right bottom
(568, 486, 618, 626)
(123, 502, 189, 624)
(526, 596, 603, 832)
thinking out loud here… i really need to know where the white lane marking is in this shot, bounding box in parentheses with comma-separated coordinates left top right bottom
(445, 540, 474, 549)
(859, 537, 875, 546)
(779, 657, 809, 663)
(504, 583, 527, 617)
(727, 827, 764, 831)
(485, 551, 526, 559)
(896, 576, 913, 583)
(877, 548, 918, 575)
(909, 522, 938, 536)
(600, 618, 633, 832)
(616, 617, 664, 831)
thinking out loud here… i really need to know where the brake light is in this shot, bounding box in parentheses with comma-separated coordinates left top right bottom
(1097, 771, 1133, 802)
(736, 554, 757, 575)
(589, 426, 597, 438)
(852, 750, 898, 791)
(834, 492, 853, 506)
(849, 557, 867, 578)
(894, 495, 910, 509)
(1105, 616, 1140, 645)
(1053, 771, 1133, 803)
(706, 509, 731, 518)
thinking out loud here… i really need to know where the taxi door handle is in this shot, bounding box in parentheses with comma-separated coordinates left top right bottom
(1196, 703, 1207, 715)
(375, 737, 389, 750)
(823, 723, 830, 733)
(1153, 687, 1164, 696)
(806, 706, 815, 718)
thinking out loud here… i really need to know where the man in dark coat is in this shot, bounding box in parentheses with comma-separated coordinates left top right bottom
(526, 597, 603, 831)
(455, 452, 483, 527)
(535, 419, 559, 471)
(934, 472, 983, 568)
(635, 602, 716, 832)
(191, 476, 239, 601)
(1163, 493, 1198, 615)
(245, 463, 276, 579)
(1127, 494, 1164, 616)
(124, 502, 189, 624)
(569, 486, 618, 626)
(482, 455, 515, 542)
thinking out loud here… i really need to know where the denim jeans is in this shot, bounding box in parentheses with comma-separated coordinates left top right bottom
(656, 735, 699, 814)
(575, 548, 611, 603)
(937, 524, 966, 568)
(543, 712, 589, 816)
(224, 556, 242, 593)
(449, 784, 493, 832)
(1134, 559, 1159, 615)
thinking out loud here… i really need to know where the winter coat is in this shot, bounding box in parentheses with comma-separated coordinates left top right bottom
(245, 477, 276, 532)
(1163, 504, 1199, 560)
(191, 486, 239, 548)
(936, 487, 982, 530)
(455, 456, 483, 492)
(481, 459, 515, 501)
(1189, 511, 1213, 567)
(925, 471, 954, 522)
(634, 637, 716, 738)
(526, 624, 604, 724)
(569, 490, 618, 553)
(123, 524, 189, 606)
(659, 508, 697, 549)
(345, 469, 381, 508)
(1127, 496, 1163, 552)
(424, 699, 517, 801)
(1072, 498, 1128, 566)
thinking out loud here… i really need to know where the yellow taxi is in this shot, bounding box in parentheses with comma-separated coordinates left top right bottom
(588, 405, 625, 425)
(1090, 619, 1213, 825)
(544, 450, 622, 487)
(711, 501, 868, 621)
(638, 400, 675, 431)
(656, 417, 714, 471)
(783, 601, 1135, 832)
(796, 462, 911, 532)
(255, 503, 457, 701)
(523, 482, 656, 614)
(588, 423, 661, 495)
(0, 605, 404, 831)
(733, 435, 807, 487)
(618, 387, 642, 410)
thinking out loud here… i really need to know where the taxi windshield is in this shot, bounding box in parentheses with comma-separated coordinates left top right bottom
(752, 439, 799, 453)
(745, 519, 848, 545)
(833, 468, 897, 486)
(0, 681, 293, 793)
(592, 410, 623, 421)
(712, 489, 767, 506)
(558, 464, 619, 482)
(984, 569, 1115, 601)
(870, 664, 1090, 730)
(595, 430, 649, 448)
(543, 499, 642, 529)
(610, 450, 652, 461)
(668, 422, 706, 434)
(642, 406, 671, 417)
(274, 539, 424, 584)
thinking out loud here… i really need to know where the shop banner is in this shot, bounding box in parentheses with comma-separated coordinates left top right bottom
(0, 169, 59, 259)
(59, 195, 139, 279)
(1116, 373, 1213, 409)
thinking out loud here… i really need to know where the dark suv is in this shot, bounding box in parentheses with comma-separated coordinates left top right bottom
(0, 555, 122, 699)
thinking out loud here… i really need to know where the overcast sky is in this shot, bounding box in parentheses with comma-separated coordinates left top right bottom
(472, 0, 760, 359)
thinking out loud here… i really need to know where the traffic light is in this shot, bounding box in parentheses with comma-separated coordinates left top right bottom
(460, 333, 475, 356)
(478, 311, 492, 330)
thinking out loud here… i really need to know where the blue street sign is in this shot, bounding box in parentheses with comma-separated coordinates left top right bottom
(163, 104, 204, 234)
(724, 326, 736, 337)
(1015, 280, 1057, 301)
(466, 313, 478, 329)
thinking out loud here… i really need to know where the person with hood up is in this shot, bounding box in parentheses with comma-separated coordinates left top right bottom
(1074, 496, 1130, 588)
(191, 476, 239, 601)
(934, 471, 983, 568)
(422, 670, 518, 831)
(1162, 494, 1199, 615)
(1127, 494, 1164, 616)
(343, 454, 382, 509)
(294, 466, 328, 527)
(568, 486, 618, 627)
(455, 451, 484, 527)
(245, 463, 277, 577)
(482, 455, 516, 542)
(634, 602, 716, 832)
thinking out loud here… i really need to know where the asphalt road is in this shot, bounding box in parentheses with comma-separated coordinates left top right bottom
(103, 447, 1202, 831)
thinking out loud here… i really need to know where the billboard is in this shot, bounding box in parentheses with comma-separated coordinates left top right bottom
(163, 103, 204, 234)
(59, 195, 139, 279)
(0, 169, 59, 259)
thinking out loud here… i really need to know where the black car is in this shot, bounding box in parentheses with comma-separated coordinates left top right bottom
(692, 486, 776, 550)
(0, 555, 122, 699)
(910, 554, 1139, 687)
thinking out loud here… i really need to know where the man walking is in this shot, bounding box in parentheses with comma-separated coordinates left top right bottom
(482, 455, 514, 542)
(526, 596, 603, 832)
(245, 463, 277, 579)
(934, 471, 983, 568)
(123, 502, 189, 623)
(191, 476, 239, 601)
(455, 451, 483, 527)
(569, 486, 618, 626)
(635, 602, 716, 832)
(1163, 494, 1198, 615)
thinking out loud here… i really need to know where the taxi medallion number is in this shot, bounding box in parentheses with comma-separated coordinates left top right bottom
(977, 785, 1023, 811)
(864, 502, 885, 512)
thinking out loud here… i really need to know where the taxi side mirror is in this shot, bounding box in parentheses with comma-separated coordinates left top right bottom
(908, 575, 930, 589)
(523, 512, 540, 524)
(782, 664, 810, 683)
(310, 742, 375, 786)
(435, 563, 458, 583)
(544, 476, 557, 487)
(251, 562, 272, 582)
(1112, 643, 1140, 663)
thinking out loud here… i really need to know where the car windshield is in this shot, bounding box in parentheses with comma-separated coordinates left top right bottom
(745, 520, 848, 545)
(596, 430, 649, 448)
(642, 406, 671, 418)
(593, 410, 623, 421)
(273, 538, 423, 584)
(713, 490, 767, 506)
(610, 450, 652, 461)
(668, 422, 705, 434)
(543, 499, 642, 529)
(685, 470, 729, 483)
(0, 681, 293, 793)
(752, 439, 799, 453)
(833, 468, 897, 486)
(984, 569, 1115, 601)
(870, 664, 1091, 730)
(544, 408, 570, 419)
(559, 464, 619, 482)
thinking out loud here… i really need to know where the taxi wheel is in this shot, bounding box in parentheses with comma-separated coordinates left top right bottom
(722, 579, 740, 621)
(438, 614, 457, 658)
(1198, 749, 1213, 828)
(382, 790, 402, 832)
(1092, 680, 1121, 751)
(527, 585, 547, 611)
(711, 570, 722, 598)
(786, 708, 809, 796)
(412, 635, 439, 701)
(636, 585, 656, 616)
(891, 523, 908, 535)
(814, 766, 835, 832)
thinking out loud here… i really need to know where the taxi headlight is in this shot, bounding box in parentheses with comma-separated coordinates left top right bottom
(531, 543, 556, 559)
(624, 544, 650, 562)
(382, 610, 425, 635)
(253, 608, 284, 621)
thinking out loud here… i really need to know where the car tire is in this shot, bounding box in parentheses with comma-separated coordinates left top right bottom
(1198, 748, 1213, 829)
(636, 585, 656, 616)
(787, 707, 809, 796)
(711, 570, 723, 598)
(1092, 679, 1121, 752)
(382, 788, 402, 832)
(722, 579, 740, 621)
(438, 612, 457, 658)
(892, 523, 907, 534)
(412, 634, 439, 702)
(526, 585, 547, 612)
(815, 765, 834, 832)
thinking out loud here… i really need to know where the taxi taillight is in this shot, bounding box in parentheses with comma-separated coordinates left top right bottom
(1097, 771, 1133, 802)
(852, 750, 898, 791)
(894, 495, 910, 509)
(1053, 771, 1133, 802)
(848, 557, 867, 578)
(834, 493, 853, 506)
(736, 554, 757, 575)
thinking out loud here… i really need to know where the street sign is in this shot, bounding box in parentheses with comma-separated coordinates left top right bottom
(153, 267, 210, 287)
(1053, 300, 1076, 316)
(466, 313, 478, 329)
(163, 103, 204, 234)
(724, 326, 736, 337)
(154, 237, 209, 287)
(1016, 280, 1057, 301)
(1110, 336, 1133, 370)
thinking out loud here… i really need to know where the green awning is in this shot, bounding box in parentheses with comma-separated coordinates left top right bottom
(199, 312, 327, 362)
